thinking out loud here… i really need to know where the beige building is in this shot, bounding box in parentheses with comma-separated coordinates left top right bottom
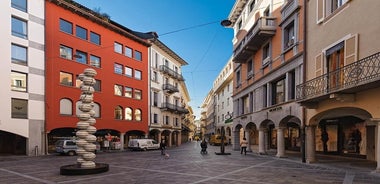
(148, 39, 191, 147)
(297, 0, 380, 171)
(212, 58, 234, 144)
(226, 0, 305, 156)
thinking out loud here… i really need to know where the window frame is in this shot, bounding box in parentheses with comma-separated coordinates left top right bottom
(134, 70, 142, 80)
(90, 55, 101, 68)
(59, 18, 73, 34)
(134, 50, 142, 61)
(90, 31, 101, 45)
(60, 45, 73, 60)
(114, 42, 123, 54)
(75, 50, 87, 64)
(75, 25, 88, 40)
(60, 71, 73, 86)
(11, 0, 27, 12)
(12, 16, 28, 39)
(114, 63, 123, 74)
(11, 98, 28, 119)
(11, 44, 27, 65)
(11, 71, 27, 92)
(114, 84, 123, 96)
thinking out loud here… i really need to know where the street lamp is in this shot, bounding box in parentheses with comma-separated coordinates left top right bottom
(215, 112, 232, 155)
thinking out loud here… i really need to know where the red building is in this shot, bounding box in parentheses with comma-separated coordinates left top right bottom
(45, 0, 153, 151)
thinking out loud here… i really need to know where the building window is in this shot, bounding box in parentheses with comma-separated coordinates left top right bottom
(90, 55, 101, 68)
(11, 0, 27, 12)
(135, 70, 142, 80)
(153, 113, 158, 123)
(165, 115, 169, 125)
(59, 19, 73, 34)
(125, 66, 132, 77)
(60, 72, 73, 86)
(249, 0, 256, 12)
(272, 78, 286, 105)
(236, 70, 241, 87)
(75, 50, 87, 64)
(114, 63, 123, 74)
(263, 85, 268, 107)
(114, 106, 122, 120)
(114, 84, 123, 96)
(247, 59, 253, 78)
(125, 107, 132, 120)
(153, 92, 158, 106)
(11, 98, 28, 119)
(125, 46, 132, 58)
(11, 71, 27, 92)
(151, 71, 157, 82)
(93, 103, 100, 118)
(124, 87, 132, 98)
(135, 109, 141, 121)
(114, 42, 123, 54)
(262, 43, 270, 65)
(284, 21, 295, 49)
(76, 25, 87, 40)
(90, 31, 101, 45)
(12, 17, 27, 39)
(93, 79, 101, 91)
(11, 44, 27, 65)
(60, 98, 72, 115)
(60, 45, 73, 60)
(134, 50, 142, 61)
(134, 89, 142, 100)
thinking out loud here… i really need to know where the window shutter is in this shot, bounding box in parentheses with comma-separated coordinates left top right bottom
(317, 0, 324, 23)
(315, 53, 323, 77)
(344, 34, 358, 65)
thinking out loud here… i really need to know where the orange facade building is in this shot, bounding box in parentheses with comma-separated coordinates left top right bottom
(45, 0, 152, 150)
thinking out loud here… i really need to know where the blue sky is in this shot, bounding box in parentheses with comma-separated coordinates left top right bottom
(74, 0, 235, 119)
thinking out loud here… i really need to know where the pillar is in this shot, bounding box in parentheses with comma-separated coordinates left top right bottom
(306, 125, 316, 163)
(178, 132, 182, 146)
(276, 127, 286, 158)
(233, 130, 240, 151)
(120, 133, 125, 151)
(373, 119, 380, 172)
(246, 129, 252, 152)
(259, 128, 267, 155)
(168, 132, 172, 147)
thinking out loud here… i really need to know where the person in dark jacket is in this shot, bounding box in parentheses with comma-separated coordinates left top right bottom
(160, 140, 166, 155)
(200, 139, 207, 154)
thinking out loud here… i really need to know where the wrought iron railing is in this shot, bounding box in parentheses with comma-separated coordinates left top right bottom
(162, 83, 179, 93)
(159, 65, 184, 81)
(161, 102, 189, 114)
(296, 52, 380, 101)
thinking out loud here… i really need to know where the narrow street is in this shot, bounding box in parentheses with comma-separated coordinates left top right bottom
(0, 141, 379, 184)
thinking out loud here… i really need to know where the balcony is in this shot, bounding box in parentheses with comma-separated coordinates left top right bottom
(233, 17, 277, 63)
(162, 83, 179, 93)
(296, 52, 380, 106)
(159, 65, 185, 81)
(160, 102, 189, 114)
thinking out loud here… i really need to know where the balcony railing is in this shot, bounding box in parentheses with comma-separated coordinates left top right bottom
(233, 16, 276, 63)
(160, 102, 189, 114)
(296, 52, 380, 102)
(159, 65, 184, 81)
(162, 83, 179, 93)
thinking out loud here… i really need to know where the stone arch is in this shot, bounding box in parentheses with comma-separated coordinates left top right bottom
(245, 122, 258, 152)
(232, 123, 244, 150)
(279, 116, 302, 151)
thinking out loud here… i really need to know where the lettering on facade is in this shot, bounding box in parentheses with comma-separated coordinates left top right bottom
(269, 106, 282, 112)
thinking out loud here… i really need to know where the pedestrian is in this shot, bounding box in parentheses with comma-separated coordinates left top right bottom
(160, 140, 166, 155)
(240, 137, 248, 155)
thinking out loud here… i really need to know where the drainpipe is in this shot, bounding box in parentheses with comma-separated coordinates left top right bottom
(301, 0, 308, 163)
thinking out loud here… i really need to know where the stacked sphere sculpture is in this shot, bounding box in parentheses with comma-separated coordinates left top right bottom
(76, 68, 97, 168)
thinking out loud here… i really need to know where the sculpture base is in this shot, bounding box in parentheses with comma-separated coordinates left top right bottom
(215, 152, 231, 155)
(60, 163, 109, 175)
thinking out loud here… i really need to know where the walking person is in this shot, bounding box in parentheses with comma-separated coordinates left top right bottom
(160, 139, 166, 155)
(240, 137, 248, 155)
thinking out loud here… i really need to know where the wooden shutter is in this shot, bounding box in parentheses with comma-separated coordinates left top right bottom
(344, 34, 358, 65)
(317, 0, 324, 23)
(315, 53, 323, 77)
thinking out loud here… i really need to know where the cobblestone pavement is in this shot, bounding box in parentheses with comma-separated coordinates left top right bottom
(0, 141, 379, 184)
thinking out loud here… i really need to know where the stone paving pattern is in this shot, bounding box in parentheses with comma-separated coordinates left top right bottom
(0, 142, 379, 184)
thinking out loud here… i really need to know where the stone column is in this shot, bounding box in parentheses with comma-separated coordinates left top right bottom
(306, 125, 316, 163)
(276, 127, 286, 158)
(120, 133, 125, 151)
(178, 131, 182, 146)
(259, 128, 267, 155)
(246, 129, 252, 152)
(168, 132, 172, 147)
(371, 118, 380, 172)
(264, 129, 269, 152)
(233, 130, 240, 151)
